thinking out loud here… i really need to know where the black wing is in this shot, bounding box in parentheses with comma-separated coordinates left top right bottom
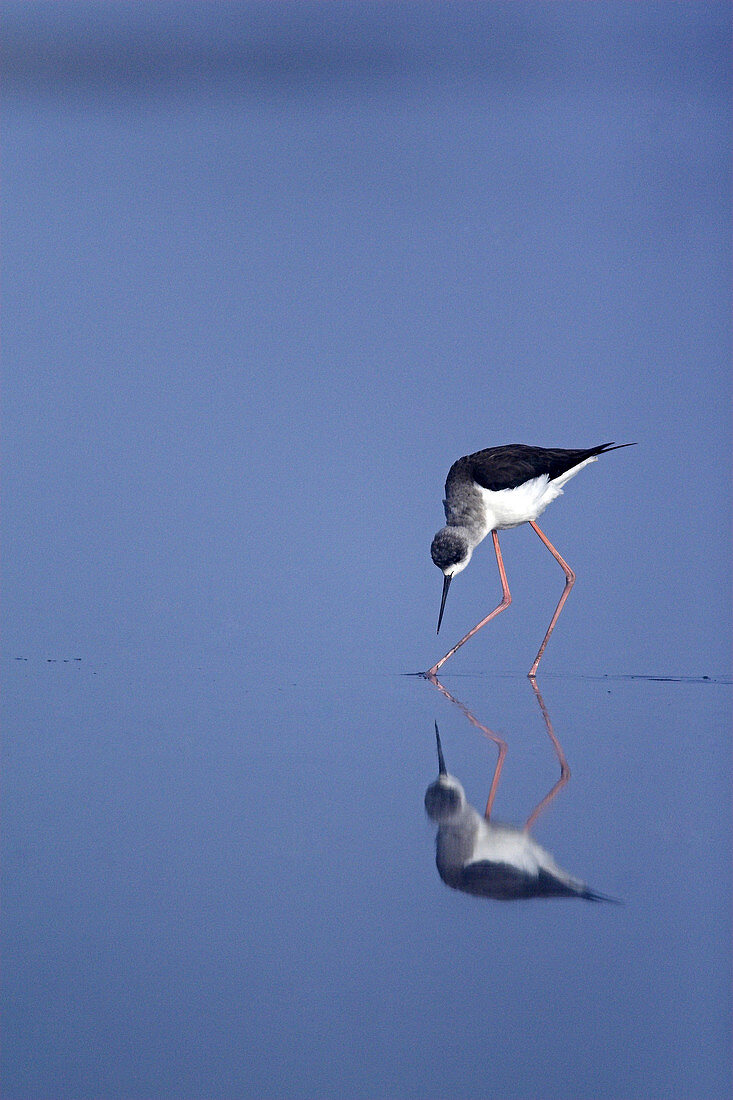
(454, 860, 541, 900)
(450, 442, 634, 493)
(457, 860, 611, 902)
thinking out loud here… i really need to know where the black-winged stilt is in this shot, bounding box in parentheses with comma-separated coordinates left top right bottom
(427, 442, 635, 678)
(425, 723, 615, 902)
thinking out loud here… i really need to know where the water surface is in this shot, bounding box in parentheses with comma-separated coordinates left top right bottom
(3, 657, 730, 1098)
(3, 4, 730, 1097)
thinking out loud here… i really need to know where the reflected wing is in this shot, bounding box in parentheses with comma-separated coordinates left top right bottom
(457, 860, 541, 900)
(457, 860, 609, 902)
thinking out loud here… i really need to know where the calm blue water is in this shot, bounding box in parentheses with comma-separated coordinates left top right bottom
(3, 659, 731, 1098)
(3, 4, 731, 1098)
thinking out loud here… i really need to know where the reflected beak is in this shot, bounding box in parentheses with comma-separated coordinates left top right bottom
(435, 721, 447, 776)
(436, 572, 452, 634)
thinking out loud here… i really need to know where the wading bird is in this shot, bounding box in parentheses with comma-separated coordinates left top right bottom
(425, 723, 615, 902)
(427, 442, 634, 678)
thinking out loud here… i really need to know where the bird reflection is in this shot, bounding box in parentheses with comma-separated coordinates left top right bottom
(424, 678, 616, 903)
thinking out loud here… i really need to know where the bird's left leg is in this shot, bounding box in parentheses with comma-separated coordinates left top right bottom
(424, 673, 508, 819)
(527, 521, 576, 678)
(426, 530, 511, 678)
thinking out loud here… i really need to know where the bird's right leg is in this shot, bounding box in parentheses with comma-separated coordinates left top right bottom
(425, 531, 511, 678)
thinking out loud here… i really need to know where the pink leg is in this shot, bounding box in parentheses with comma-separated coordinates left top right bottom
(527, 521, 576, 679)
(523, 678, 570, 830)
(425, 531, 511, 678)
(424, 674, 507, 819)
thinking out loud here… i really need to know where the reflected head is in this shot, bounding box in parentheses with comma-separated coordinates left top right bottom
(424, 778, 463, 820)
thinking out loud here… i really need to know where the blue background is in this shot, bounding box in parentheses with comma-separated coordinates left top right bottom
(3, 4, 731, 1098)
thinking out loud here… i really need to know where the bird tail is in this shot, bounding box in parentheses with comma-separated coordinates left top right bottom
(582, 888, 623, 904)
(592, 441, 638, 455)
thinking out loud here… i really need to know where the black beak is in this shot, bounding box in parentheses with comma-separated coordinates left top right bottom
(435, 721, 447, 776)
(436, 572, 452, 634)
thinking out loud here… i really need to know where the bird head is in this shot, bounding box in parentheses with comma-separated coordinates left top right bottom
(424, 723, 467, 820)
(430, 527, 472, 633)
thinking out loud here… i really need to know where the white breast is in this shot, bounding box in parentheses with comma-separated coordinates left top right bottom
(475, 456, 597, 533)
(470, 824, 542, 874)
